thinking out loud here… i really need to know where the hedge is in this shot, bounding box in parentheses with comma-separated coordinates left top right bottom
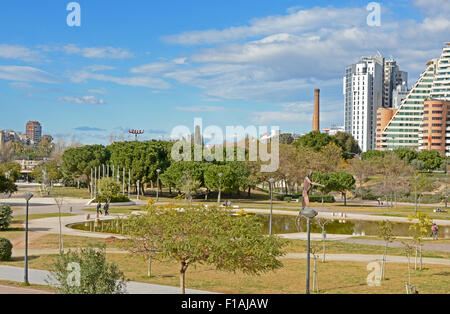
(0, 238, 12, 261)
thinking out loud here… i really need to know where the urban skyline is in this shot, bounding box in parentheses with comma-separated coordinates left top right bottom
(0, 1, 449, 145)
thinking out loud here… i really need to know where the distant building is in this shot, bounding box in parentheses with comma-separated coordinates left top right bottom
(376, 108, 397, 150)
(26, 121, 42, 145)
(380, 43, 450, 155)
(392, 82, 409, 109)
(344, 54, 408, 152)
(0, 129, 29, 146)
(344, 54, 384, 152)
(322, 125, 345, 136)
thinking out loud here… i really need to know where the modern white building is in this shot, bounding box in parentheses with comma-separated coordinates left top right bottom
(392, 82, 409, 108)
(344, 54, 409, 152)
(344, 55, 384, 152)
(379, 43, 450, 155)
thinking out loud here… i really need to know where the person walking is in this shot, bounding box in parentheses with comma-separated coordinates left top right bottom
(104, 202, 110, 216)
(96, 202, 103, 216)
(432, 224, 439, 240)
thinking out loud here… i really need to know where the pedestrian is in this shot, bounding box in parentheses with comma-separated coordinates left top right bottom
(97, 201, 103, 216)
(104, 202, 110, 216)
(432, 224, 439, 240)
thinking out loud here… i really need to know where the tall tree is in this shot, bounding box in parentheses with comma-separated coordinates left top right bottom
(125, 204, 286, 294)
(294, 131, 337, 152)
(62, 145, 110, 188)
(329, 172, 355, 206)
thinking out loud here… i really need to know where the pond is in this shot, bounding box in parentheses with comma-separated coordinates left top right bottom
(257, 214, 450, 239)
(69, 214, 450, 239)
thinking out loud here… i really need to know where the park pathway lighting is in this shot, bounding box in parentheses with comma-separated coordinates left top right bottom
(218, 172, 223, 205)
(268, 178, 276, 236)
(299, 208, 318, 294)
(156, 169, 161, 202)
(23, 192, 33, 286)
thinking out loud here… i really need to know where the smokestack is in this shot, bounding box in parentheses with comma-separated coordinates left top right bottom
(313, 89, 320, 132)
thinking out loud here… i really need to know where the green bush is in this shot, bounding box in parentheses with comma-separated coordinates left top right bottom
(0, 238, 13, 261)
(48, 245, 126, 294)
(284, 196, 293, 202)
(93, 194, 130, 203)
(0, 204, 12, 230)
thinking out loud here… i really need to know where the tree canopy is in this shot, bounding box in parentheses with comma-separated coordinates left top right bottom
(125, 204, 287, 294)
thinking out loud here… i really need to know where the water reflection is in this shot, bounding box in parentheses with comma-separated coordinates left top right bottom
(257, 214, 450, 239)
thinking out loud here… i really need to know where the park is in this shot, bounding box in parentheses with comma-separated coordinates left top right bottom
(0, 131, 449, 295)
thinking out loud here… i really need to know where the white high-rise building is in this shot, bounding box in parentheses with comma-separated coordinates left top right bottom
(344, 55, 384, 152)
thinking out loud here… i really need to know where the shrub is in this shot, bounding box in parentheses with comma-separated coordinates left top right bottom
(48, 245, 127, 294)
(284, 196, 293, 202)
(0, 204, 12, 230)
(0, 238, 12, 261)
(93, 194, 130, 203)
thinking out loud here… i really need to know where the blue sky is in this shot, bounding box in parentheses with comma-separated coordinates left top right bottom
(0, 0, 449, 144)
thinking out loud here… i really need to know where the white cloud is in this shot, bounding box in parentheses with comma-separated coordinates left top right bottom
(159, 3, 449, 103)
(173, 105, 226, 112)
(58, 95, 106, 105)
(63, 44, 134, 59)
(70, 70, 171, 89)
(0, 66, 59, 84)
(163, 7, 366, 45)
(0, 44, 41, 62)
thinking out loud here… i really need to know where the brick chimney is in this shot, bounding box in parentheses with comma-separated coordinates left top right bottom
(313, 89, 320, 132)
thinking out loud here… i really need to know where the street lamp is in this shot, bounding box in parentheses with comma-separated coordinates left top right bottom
(23, 192, 33, 286)
(156, 169, 161, 202)
(415, 176, 419, 214)
(218, 173, 223, 205)
(299, 208, 318, 294)
(268, 178, 276, 236)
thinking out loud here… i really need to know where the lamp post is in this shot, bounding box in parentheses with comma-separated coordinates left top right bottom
(218, 172, 223, 205)
(268, 178, 276, 236)
(415, 176, 419, 214)
(156, 169, 161, 202)
(23, 192, 33, 286)
(299, 208, 318, 294)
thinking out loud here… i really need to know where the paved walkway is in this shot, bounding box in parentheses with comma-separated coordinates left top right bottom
(0, 284, 53, 294)
(0, 266, 215, 294)
(343, 238, 450, 253)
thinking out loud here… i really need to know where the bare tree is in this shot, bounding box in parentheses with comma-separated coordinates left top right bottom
(377, 220, 395, 280)
(54, 194, 65, 254)
(316, 218, 331, 262)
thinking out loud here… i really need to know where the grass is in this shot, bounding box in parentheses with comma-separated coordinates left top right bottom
(2, 253, 448, 294)
(285, 239, 450, 259)
(30, 234, 125, 250)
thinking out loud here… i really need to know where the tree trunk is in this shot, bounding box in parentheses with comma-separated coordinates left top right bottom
(148, 256, 152, 277)
(180, 262, 188, 294)
(322, 238, 326, 263)
(420, 246, 423, 270)
(248, 187, 251, 198)
(414, 246, 418, 270)
(382, 242, 388, 280)
(343, 193, 347, 206)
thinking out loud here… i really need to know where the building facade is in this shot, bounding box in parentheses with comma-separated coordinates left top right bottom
(344, 55, 384, 152)
(379, 43, 450, 155)
(26, 121, 42, 145)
